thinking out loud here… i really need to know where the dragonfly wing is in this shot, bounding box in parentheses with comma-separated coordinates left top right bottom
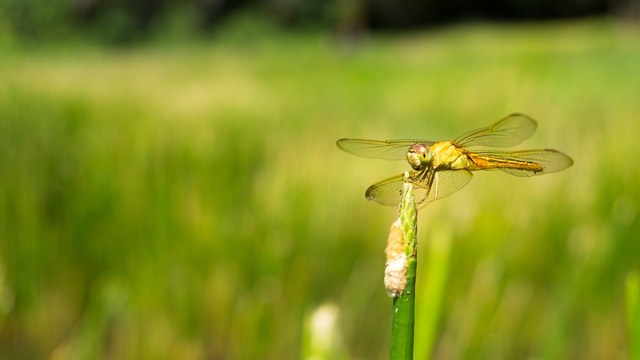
(365, 173, 405, 206)
(418, 169, 473, 208)
(472, 149, 574, 177)
(454, 113, 538, 148)
(365, 169, 472, 208)
(365, 170, 432, 206)
(337, 138, 435, 160)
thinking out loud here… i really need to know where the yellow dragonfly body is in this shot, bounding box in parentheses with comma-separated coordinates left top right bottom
(337, 114, 573, 208)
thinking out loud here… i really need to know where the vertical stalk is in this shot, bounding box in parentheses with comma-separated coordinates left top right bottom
(387, 172, 418, 360)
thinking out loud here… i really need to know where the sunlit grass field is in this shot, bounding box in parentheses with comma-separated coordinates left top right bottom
(0, 17, 639, 359)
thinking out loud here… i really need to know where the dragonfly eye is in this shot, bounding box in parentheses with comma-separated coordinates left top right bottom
(407, 144, 432, 170)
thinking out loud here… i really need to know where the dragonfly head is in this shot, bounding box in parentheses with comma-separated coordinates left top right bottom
(407, 144, 432, 171)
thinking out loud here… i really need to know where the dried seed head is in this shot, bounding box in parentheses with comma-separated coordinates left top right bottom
(385, 219, 407, 297)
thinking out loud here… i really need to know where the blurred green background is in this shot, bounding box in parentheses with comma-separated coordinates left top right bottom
(1, 1, 640, 359)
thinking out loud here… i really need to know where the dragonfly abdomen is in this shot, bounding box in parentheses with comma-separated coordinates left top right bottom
(468, 153, 543, 172)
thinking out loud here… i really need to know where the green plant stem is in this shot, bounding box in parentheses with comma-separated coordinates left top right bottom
(390, 257, 417, 359)
(390, 172, 418, 360)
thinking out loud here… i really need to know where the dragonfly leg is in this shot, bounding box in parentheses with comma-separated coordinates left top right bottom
(434, 172, 439, 200)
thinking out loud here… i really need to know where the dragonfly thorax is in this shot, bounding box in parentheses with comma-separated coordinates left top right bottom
(406, 144, 433, 171)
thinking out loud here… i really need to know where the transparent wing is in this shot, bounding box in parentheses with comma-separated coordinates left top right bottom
(471, 149, 574, 177)
(454, 113, 538, 148)
(364, 169, 472, 208)
(417, 170, 473, 208)
(364, 173, 405, 206)
(337, 138, 435, 160)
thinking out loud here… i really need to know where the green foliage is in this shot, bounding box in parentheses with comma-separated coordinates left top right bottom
(0, 1, 337, 45)
(0, 0, 73, 41)
(0, 18, 639, 359)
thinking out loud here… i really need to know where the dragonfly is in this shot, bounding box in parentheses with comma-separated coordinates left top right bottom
(337, 113, 573, 209)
